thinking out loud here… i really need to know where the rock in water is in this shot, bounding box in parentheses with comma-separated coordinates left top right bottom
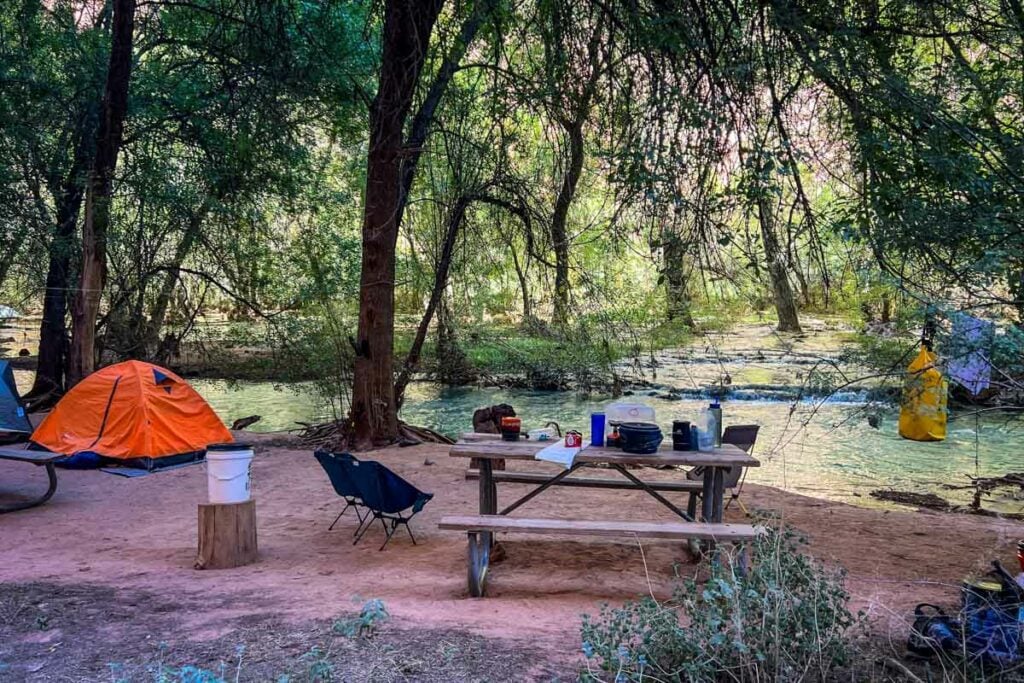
(231, 415, 262, 430)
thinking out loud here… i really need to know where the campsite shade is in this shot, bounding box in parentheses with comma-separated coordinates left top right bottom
(0, 360, 32, 433)
(31, 360, 232, 467)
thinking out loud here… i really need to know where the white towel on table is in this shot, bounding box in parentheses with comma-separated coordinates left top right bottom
(534, 442, 582, 470)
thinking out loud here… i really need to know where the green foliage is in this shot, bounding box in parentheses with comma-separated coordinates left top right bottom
(4, 0, 1024, 407)
(299, 647, 335, 682)
(461, 329, 609, 391)
(846, 332, 917, 377)
(107, 642, 243, 683)
(332, 598, 390, 639)
(580, 522, 859, 682)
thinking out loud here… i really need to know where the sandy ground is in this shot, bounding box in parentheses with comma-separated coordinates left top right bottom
(2, 433, 1023, 675)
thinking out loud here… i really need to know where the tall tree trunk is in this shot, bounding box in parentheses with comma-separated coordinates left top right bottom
(351, 0, 444, 447)
(395, 0, 493, 225)
(757, 197, 802, 333)
(67, 0, 136, 387)
(662, 230, 695, 326)
(144, 201, 210, 355)
(790, 247, 813, 307)
(434, 287, 467, 383)
(551, 120, 585, 326)
(28, 194, 80, 397)
(394, 195, 464, 408)
(510, 241, 532, 321)
(27, 139, 93, 398)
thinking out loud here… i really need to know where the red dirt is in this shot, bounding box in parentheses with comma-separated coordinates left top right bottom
(1, 433, 1022, 649)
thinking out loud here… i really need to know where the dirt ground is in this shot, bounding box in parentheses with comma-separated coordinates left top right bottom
(2, 432, 1023, 681)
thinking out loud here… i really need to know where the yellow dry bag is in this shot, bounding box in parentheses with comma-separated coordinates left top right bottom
(898, 345, 948, 442)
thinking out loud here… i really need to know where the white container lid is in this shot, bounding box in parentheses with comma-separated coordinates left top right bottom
(605, 402, 656, 425)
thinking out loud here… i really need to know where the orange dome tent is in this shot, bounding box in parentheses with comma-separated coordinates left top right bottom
(31, 360, 232, 469)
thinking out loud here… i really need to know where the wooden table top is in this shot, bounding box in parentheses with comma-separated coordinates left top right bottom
(449, 437, 759, 468)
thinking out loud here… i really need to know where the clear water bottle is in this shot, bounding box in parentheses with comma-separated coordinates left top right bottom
(696, 409, 715, 452)
(709, 401, 722, 447)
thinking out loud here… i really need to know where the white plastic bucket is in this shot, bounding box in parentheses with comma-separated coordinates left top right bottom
(205, 443, 254, 504)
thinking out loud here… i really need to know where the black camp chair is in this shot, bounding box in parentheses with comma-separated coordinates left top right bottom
(686, 424, 760, 519)
(341, 459, 433, 551)
(314, 450, 367, 532)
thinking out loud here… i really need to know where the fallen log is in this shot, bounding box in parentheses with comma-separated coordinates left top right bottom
(870, 489, 1024, 520)
(870, 490, 951, 511)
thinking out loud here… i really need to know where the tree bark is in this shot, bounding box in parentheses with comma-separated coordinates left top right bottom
(662, 230, 695, 326)
(67, 0, 136, 387)
(551, 120, 585, 326)
(394, 195, 465, 408)
(351, 0, 445, 447)
(757, 196, 802, 333)
(144, 200, 210, 356)
(396, 0, 493, 226)
(510, 240, 532, 321)
(27, 136, 93, 398)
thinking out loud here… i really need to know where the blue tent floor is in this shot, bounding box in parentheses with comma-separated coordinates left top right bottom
(100, 460, 203, 478)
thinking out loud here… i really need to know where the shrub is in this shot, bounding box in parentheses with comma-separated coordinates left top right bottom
(332, 598, 390, 638)
(580, 522, 859, 682)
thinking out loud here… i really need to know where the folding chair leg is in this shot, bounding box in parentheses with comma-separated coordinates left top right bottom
(379, 519, 399, 551)
(328, 508, 347, 531)
(352, 513, 370, 538)
(352, 503, 371, 536)
(353, 515, 377, 546)
(735, 496, 750, 517)
(404, 521, 417, 545)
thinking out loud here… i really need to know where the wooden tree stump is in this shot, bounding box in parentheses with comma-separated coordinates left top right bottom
(195, 499, 258, 570)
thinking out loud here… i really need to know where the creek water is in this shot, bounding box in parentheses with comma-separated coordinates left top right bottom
(173, 378, 1024, 512)
(6, 317, 1024, 513)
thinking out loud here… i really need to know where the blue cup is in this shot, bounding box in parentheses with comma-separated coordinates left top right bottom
(590, 413, 605, 447)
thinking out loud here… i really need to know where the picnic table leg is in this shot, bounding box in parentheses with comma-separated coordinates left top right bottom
(689, 467, 717, 558)
(469, 458, 496, 597)
(706, 468, 730, 563)
(467, 530, 490, 597)
(700, 468, 714, 522)
(478, 457, 497, 517)
(712, 467, 725, 523)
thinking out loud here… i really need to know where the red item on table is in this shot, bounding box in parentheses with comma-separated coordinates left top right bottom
(500, 416, 522, 441)
(565, 431, 582, 448)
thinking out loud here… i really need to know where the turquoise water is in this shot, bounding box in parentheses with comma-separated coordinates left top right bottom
(11, 351, 1024, 513)
(184, 378, 1024, 512)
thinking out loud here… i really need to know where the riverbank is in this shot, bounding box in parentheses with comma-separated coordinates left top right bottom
(2, 434, 1022, 680)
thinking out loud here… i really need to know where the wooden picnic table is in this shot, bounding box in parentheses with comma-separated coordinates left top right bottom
(0, 446, 62, 513)
(450, 435, 758, 524)
(444, 435, 761, 596)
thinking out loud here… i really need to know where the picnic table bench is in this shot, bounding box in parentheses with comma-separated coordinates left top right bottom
(0, 446, 62, 513)
(441, 435, 761, 596)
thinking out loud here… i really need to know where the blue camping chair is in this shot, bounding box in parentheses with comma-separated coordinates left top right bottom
(314, 450, 367, 532)
(341, 459, 433, 550)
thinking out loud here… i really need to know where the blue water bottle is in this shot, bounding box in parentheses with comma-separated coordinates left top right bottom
(590, 412, 605, 447)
